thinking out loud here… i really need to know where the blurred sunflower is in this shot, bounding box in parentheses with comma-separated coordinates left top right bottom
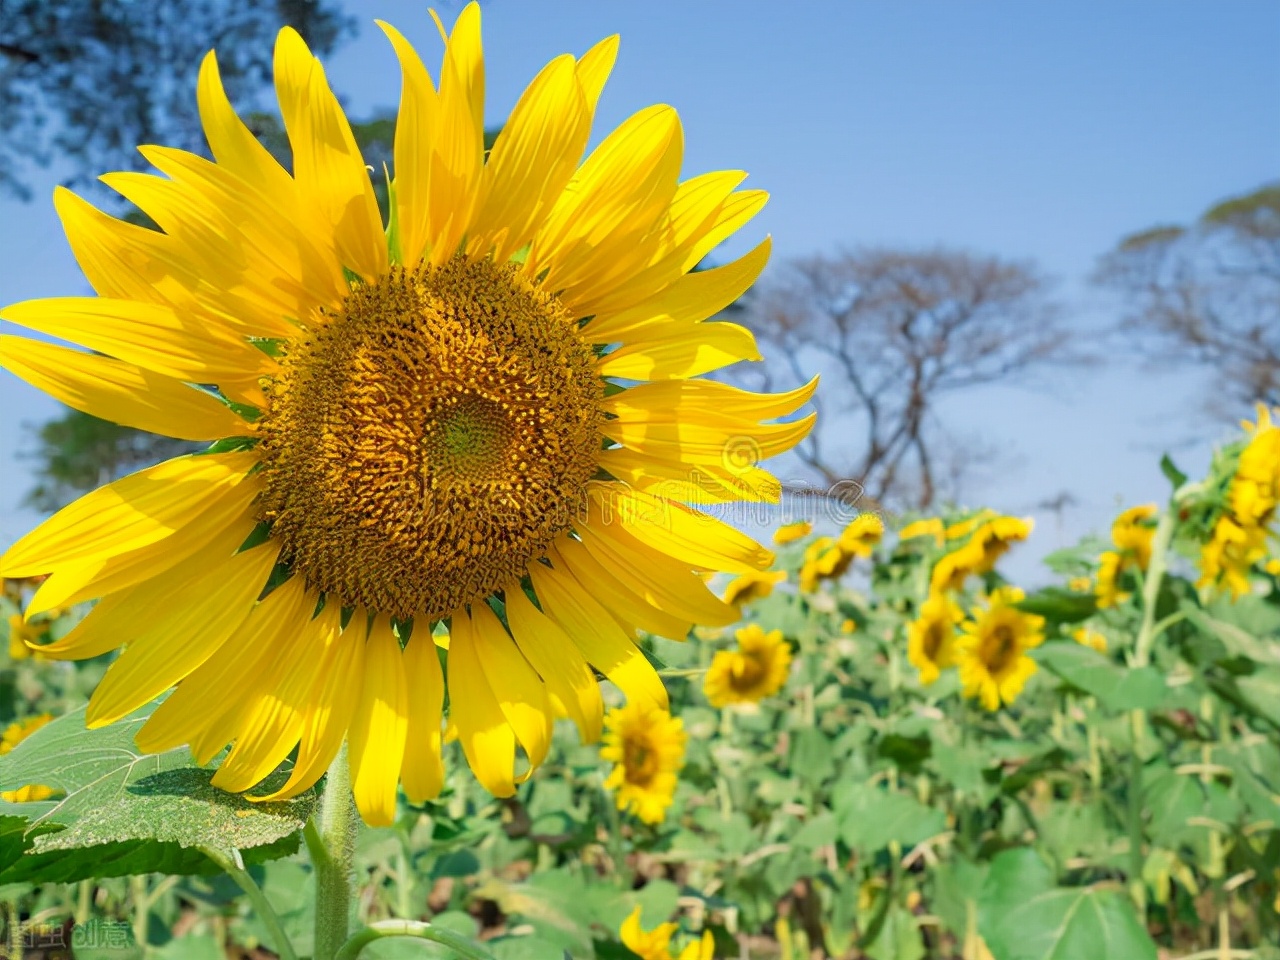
(965, 516, 1033, 574)
(773, 520, 812, 545)
(721, 569, 786, 607)
(0, 714, 53, 755)
(1094, 503, 1158, 609)
(0, 6, 815, 824)
(906, 592, 962, 685)
(1073, 627, 1108, 654)
(837, 513, 884, 556)
(6, 614, 41, 661)
(600, 700, 687, 824)
(898, 517, 944, 546)
(703, 624, 792, 707)
(798, 536, 846, 593)
(621, 907, 714, 960)
(956, 586, 1044, 711)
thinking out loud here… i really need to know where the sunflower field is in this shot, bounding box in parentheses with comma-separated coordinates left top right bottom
(0, 3, 1279, 960)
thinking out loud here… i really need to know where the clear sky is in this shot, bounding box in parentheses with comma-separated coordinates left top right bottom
(0, 0, 1276, 580)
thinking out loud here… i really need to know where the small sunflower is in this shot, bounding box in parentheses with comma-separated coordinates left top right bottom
(601, 699, 687, 824)
(722, 569, 786, 607)
(1198, 516, 1267, 599)
(1111, 504, 1158, 569)
(0, 6, 814, 824)
(773, 520, 812, 545)
(944, 509, 997, 541)
(956, 587, 1044, 711)
(906, 592, 962, 685)
(621, 907, 713, 960)
(0, 714, 53, 755)
(1073, 627, 1107, 654)
(1231, 406, 1280, 527)
(898, 517, 944, 546)
(703, 624, 792, 707)
(965, 516, 1033, 574)
(929, 542, 982, 594)
(798, 536, 846, 593)
(837, 513, 885, 557)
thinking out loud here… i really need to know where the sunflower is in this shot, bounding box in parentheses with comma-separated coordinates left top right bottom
(929, 542, 982, 594)
(0, 714, 53, 755)
(1111, 504, 1157, 569)
(0, 6, 813, 825)
(1198, 516, 1267, 599)
(6, 614, 42, 661)
(600, 699, 687, 824)
(897, 517, 944, 546)
(798, 536, 846, 593)
(621, 907, 713, 960)
(837, 513, 885, 557)
(1073, 627, 1108, 654)
(703, 624, 792, 707)
(906, 592, 962, 685)
(1231, 406, 1280, 527)
(773, 520, 812, 545)
(955, 587, 1044, 711)
(965, 516, 1032, 574)
(722, 569, 786, 607)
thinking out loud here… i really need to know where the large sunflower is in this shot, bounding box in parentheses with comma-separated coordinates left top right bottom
(0, 6, 814, 824)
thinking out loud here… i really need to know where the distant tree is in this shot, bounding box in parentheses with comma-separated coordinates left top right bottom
(742, 248, 1071, 508)
(1094, 182, 1280, 416)
(0, 0, 352, 201)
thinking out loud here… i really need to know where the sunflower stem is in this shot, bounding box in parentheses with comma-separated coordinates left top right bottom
(312, 744, 359, 960)
(199, 845, 298, 960)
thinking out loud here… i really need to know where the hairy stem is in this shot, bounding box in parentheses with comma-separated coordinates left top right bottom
(312, 745, 360, 960)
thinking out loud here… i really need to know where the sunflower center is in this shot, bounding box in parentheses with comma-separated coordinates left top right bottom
(983, 622, 1019, 674)
(257, 255, 603, 621)
(624, 738, 660, 786)
(730, 652, 767, 691)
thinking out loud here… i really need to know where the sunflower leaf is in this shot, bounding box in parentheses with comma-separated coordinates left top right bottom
(0, 705, 314, 883)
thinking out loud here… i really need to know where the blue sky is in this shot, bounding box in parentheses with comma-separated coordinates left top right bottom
(0, 0, 1276, 578)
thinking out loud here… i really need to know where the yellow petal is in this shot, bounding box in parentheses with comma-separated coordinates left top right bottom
(0, 336, 248, 442)
(85, 537, 279, 726)
(25, 474, 261, 618)
(447, 606, 517, 797)
(551, 538, 691, 641)
(586, 236, 771, 342)
(254, 613, 366, 801)
(602, 415, 816, 468)
(211, 600, 338, 791)
(574, 35, 619, 109)
(137, 577, 312, 755)
(274, 27, 386, 281)
(604, 377, 817, 423)
(504, 584, 604, 742)
(348, 616, 410, 826)
(468, 54, 588, 262)
(528, 561, 667, 708)
(469, 603, 552, 773)
(596, 320, 761, 379)
(0, 296, 269, 385)
(589, 482, 773, 574)
(400, 630, 446, 802)
(376, 20, 439, 267)
(598, 447, 782, 504)
(1, 451, 259, 579)
(425, 3, 485, 264)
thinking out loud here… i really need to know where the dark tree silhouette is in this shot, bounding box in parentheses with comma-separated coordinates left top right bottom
(0, 0, 352, 200)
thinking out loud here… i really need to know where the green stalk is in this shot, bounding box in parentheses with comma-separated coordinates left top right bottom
(1126, 506, 1175, 913)
(335, 920, 496, 960)
(311, 745, 360, 960)
(199, 846, 298, 960)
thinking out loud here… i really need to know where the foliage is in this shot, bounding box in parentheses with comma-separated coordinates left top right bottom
(0, 0, 352, 201)
(0, 414, 1278, 958)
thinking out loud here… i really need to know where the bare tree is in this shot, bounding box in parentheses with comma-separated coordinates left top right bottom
(1094, 182, 1280, 416)
(741, 248, 1070, 508)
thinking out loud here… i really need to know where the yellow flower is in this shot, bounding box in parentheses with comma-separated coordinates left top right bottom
(966, 516, 1033, 574)
(929, 540, 983, 594)
(621, 906, 677, 960)
(1068, 576, 1092, 593)
(1199, 516, 1267, 599)
(907, 593, 962, 685)
(773, 520, 812, 545)
(837, 513, 884, 557)
(722, 570, 786, 607)
(703, 624, 792, 707)
(1111, 504, 1158, 569)
(620, 907, 711, 960)
(601, 700, 687, 824)
(1231, 406, 1280, 528)
(945, 509, 997, 541)
(6, 614, 41, 661)
(798, 536, 849, 592)
(840, 618, 857, 634)
(1073, 627, 1107, 654)
(898, 517, 944, 546)
(0, 714, 53, 755)
(1267, 558, 1280, 577)
(0, 5, 813, 825)
(1094, 551, 1130, 608)
(956, 587, 1045, 711)
(0, 784, 56, 803)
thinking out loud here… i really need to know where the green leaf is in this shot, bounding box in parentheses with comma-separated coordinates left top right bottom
(864, 904, 925, 960)
(1014, 588, 1097, 625)
(980, 849, 1156, 960)
(1160, 454, 1188, 489)
(834, 784, 946, 853)
(0, 706, 314, 882)
(1035, 643, 1167, 711)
